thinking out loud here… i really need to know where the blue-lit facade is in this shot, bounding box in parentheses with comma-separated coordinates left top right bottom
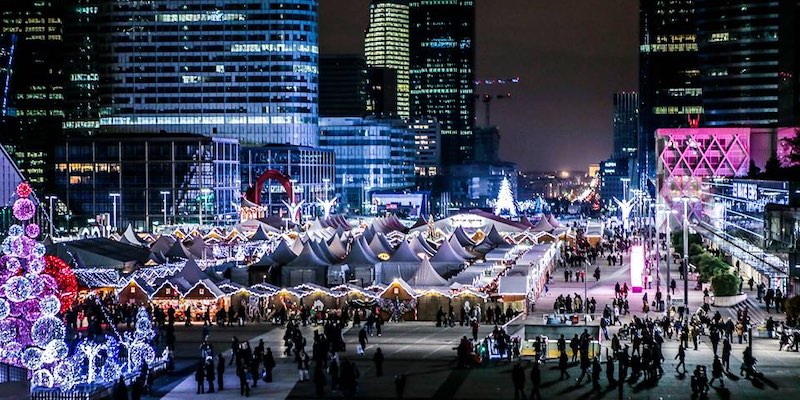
(56, 133, 240, 231)
(319, 117, 415, 214)
(97, 0, 319, 146)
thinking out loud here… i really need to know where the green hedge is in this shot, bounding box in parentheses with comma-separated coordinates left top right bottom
(711, 273, 739, 296)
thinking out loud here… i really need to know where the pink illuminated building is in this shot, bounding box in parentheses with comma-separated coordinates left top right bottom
(656, 127, 797, 202)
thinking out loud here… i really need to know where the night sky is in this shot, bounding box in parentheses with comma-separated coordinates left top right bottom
(319, 0, 639, 172)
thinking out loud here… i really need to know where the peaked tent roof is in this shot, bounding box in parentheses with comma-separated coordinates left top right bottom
(369, 233, 393, 256)
(249, 225, 272, 241)
(518, 216, 535, 228)
(310, 239, 342, 264)
(485, 224, 507, 246)
(447, 234, 477, 259)
(284, 242, 330, 268)
(532, 216, 554, 232)
(430, 239, 467, 264)
(150, 235, 176, 256)
(408, 235, 435, 257)
(362, 226, 376, 244)
(178, 258, 206, 284)
(452, 226, 476, 247)
(165, 240, 193, 259)
(187, 237, 211, 259)
(547, 214, 561, 228)
(408, 257, 448, 287)
(251, 252, 278, 267)
(327, 236, 347, 258)
(343, 235, 380, 265)
(410, 215, 428, 229)
(385, 215, 409, 233)
(291, 237, 305, 255)
(119, 225, 146, 247)
(388, 240, 422, 263)
(269, 240, 299, 265)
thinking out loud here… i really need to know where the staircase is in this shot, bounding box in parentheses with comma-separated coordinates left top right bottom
(715, 297, 768, 327)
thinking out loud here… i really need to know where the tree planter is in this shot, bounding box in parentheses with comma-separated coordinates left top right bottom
(711, 293, 747, 307)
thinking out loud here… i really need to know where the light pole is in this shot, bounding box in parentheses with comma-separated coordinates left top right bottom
(109, 192, 121, 231)
(160, 191, 170, 227)
(673, 196, 698, 310)
(46, 196, 57, 237)
(620, 178, 630, 202)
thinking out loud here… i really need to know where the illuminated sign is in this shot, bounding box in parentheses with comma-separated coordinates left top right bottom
(731, 182, 758, 201)
(630, 245, 644, 293)
(377, 253, 390, 261)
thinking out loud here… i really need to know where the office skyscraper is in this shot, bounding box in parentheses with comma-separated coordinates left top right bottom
(613, 92, 639, 160)
(365, 0, 410, 118)
(696, 1, 782, 127)
(63, 0, 101, 137)
(409, 0, 475, 168)
(97, 0, 320, 147)
(319, 55, 367, 117)
(0, 1, 65, 191)
(638, 0, 702, 184)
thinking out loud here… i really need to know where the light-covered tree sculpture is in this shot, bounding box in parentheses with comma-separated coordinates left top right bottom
(493, 176, 518, 218)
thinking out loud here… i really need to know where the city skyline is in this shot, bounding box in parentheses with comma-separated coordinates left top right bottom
(320, 0, 639, 171)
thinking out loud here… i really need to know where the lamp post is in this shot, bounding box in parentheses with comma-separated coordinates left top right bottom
(109, 192, 121, 231)
(673, 196, 698, 310)
(620, 178, 630, 202)
(46, 196, 57, 237)
(160, 191, 170, 227)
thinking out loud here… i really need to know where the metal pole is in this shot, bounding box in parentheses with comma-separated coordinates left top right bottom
(48, 196, 55, 237)
(160, 191, 169, 226)
(683, 199, 689, 308)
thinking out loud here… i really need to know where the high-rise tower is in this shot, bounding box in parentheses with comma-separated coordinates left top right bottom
(97, 0, 320, 147)
(638, 0, 702, 185)
(365, 0, 410, 119)
(409, 0, 475, 168)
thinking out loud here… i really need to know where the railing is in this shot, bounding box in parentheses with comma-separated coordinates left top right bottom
(0, 362, 28, 384)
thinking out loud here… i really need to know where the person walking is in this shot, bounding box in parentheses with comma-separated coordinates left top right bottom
(559, 350, 571, 380)
(511, 362, 526, 400)
(591, 357, 602, 391)
(237, 361, 250, 397)
(216, 354, 225, 391)
(358, 327, 368, 355)
(721, 339, 732, 373)
(710, 357, 724, 388)
(675, 344, 686, 374)
(576, 353, 590, 385)
(394, 373, 407, 399)
(373, 348, 385, 377)
(205, 357, 216, 393)
(264, 347, 276, 382)
(529, 361, 541, 400)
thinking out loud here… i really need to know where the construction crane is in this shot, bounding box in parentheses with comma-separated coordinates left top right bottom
(474, 77, 520, 126)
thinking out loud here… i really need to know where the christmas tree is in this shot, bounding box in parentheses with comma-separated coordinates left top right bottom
(493, 176, 518, 217)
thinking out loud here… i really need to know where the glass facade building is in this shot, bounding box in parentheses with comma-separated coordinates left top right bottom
(240, 144, 335, 216)
(319, 117, 415, 214)
(0, 1, 65, 192)
(97, 0, 319, 147)
(408, 117, 440, 177)
(409, 0, 475, 167)
(56, 133, 240, 231)
(63, 0, 101, 137)
(638, 0, 702, 186)
(696, 1, 781, 127)
(365, 0, 410, 119)
(319, 55, 367, 117)
(613, 92, 639, 160)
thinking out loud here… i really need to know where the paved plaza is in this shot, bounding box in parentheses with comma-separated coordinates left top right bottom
(145, 251, 800, 400)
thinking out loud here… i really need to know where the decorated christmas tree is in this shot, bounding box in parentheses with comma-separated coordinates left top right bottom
(493, 176, 518, 217)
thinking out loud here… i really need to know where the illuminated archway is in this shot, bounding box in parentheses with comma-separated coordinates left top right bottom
(245, 169, 294, 205)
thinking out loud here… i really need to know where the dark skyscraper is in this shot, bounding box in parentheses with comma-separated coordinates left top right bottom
(613, 92, 639, 160)
(638, 0, 702, 185)
(0, 1, 65, 191)
(365, 0, 410, 118)
(63, 1, 101, 137)
(97, 0, 320, 147)
(319, 55, 367, 117)
(694, 1, 800, 127)
(409, 0, 475, 168)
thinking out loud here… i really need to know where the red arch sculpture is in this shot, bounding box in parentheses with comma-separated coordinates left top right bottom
(245, 169, 294, 205)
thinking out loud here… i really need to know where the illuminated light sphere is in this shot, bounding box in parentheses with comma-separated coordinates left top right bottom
(32, 369, 54, 388)
(0, 319, 15, 342)
(0, 298, 8, 319)
(99, 360, 122, 383)
(5, 257, 21, 273)
(10, 237, 26, 258)
(28, 257, 45, 274)
(39, 295, 61, 317)
(27, 274, 47, 298)
(52, 361, 74, 387)
(31, 316, 65, 346)
(1, 237, 12, 255)
(21, 347, 43, 370)
(43, 255, 77, 313)
(1, 341, 24, 363)
(16, 182, 33, 198)
(26, 223, 40, 239)
(42, 340, 68, 363)
(33, 243, 46, 258)
(12, 198, 36, 221)
(4, 276, 32, 303)
(8, 224, 23, 238)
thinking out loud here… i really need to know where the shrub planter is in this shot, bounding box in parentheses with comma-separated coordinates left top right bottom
(711, 293, 747, 307)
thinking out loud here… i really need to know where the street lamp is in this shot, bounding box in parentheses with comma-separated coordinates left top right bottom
(109, 192, 121, 231)
(620, 178, 630, 202)
(160, 191, 170, 227)
(672, 195, 699, 311)
(46, 196, 57, 237)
